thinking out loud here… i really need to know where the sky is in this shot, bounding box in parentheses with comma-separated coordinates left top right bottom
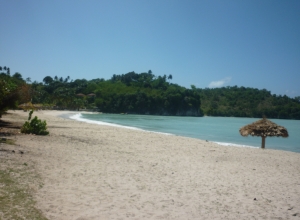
(1, 0, 300, 97)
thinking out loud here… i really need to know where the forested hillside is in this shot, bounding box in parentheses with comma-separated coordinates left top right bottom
(18, 70, 202, 116)
(1, 67, 300, 119)
(198, 86, 300, 119)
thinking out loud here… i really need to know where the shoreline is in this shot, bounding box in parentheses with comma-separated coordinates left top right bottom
(65, 112, 299, 153)
(1, 110, 300, 219)
(64, 112, 260, 150)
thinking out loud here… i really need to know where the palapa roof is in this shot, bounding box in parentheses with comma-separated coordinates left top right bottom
(18, 102, 34, 109)
(18, 102, 44, 110)
(239, 118, 288, 138)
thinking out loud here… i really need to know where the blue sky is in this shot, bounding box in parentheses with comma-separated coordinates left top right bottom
(1, 0, 300, 97)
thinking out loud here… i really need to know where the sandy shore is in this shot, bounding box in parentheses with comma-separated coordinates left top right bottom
(1, 110, 300, 220)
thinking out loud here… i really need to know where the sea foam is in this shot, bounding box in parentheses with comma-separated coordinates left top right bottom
(69, 113, 173, 136)
(214, 142, 258, 149)
(69, 113, 143, 130)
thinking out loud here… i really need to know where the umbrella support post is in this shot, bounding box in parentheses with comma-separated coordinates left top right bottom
(240, 118, 288, 150)
(261, 136, 266, 149)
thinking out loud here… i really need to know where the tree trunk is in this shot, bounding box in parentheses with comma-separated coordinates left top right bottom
(261, 136, 266, 149)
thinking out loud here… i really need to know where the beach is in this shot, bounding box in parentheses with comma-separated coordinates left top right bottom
(1, 110, 300, 219)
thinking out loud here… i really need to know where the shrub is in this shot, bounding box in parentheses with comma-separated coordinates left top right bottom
(21, 110, 49, 135)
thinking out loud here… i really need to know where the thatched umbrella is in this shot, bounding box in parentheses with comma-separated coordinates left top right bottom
(18, 102, 34, 110)
(239, 118, 288, 149)
(76, 93, 86, 97)
(18, 102, 44, 110)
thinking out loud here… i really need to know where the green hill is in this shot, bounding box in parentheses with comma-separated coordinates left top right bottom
(198, 86, 300, 119)
(2, 68, 300, 119)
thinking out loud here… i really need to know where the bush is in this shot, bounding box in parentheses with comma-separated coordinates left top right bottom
(21, 110, 49, 135)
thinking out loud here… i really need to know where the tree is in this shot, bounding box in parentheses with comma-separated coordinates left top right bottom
(43, 76, 53, 84)
(15, 71, 300, 119)
(0, 75, 21, 117)
(12, 72, 23, 81)
(64, 76, 70, 83)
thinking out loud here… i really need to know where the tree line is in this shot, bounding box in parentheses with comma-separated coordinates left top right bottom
(1, 67, 300, 119)
(0, 67, 31, 117)
(197, 86, 300, 119)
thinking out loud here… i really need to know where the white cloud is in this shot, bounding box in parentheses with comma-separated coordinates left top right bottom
(208, 77, 231, 88)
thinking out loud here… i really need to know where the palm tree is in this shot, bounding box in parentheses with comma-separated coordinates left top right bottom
(64, 76, 70, 83)
(168, 74, 173, 82)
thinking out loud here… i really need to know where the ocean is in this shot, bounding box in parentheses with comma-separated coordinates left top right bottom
(69, 113, 300, 153)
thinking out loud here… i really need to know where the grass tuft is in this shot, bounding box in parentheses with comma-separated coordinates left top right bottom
(0, 138, 16, 145)
(0, 165, 47, 219)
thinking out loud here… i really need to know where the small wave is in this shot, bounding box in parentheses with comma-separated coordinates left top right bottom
(69, 113, 174, 137)
(69, 113, 143, 130)
(214, 142, 258, 149)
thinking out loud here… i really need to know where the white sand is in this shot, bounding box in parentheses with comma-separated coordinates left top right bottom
(2, 110, 300, 219)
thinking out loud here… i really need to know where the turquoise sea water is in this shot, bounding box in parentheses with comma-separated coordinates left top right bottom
(70, 113, 300, 153)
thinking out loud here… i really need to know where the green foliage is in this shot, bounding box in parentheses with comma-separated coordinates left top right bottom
(4, 66, 299, 119)
(198, 86, 300, 119)
(31, 71, 202, 116)
(21, 110, 49, 135)
(43, 76, 53, 84)
(0, 69, 27, 117)
(0, 138, 16, 145)
(93, 73, 202, 116)
(28, 109, 34, 120)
